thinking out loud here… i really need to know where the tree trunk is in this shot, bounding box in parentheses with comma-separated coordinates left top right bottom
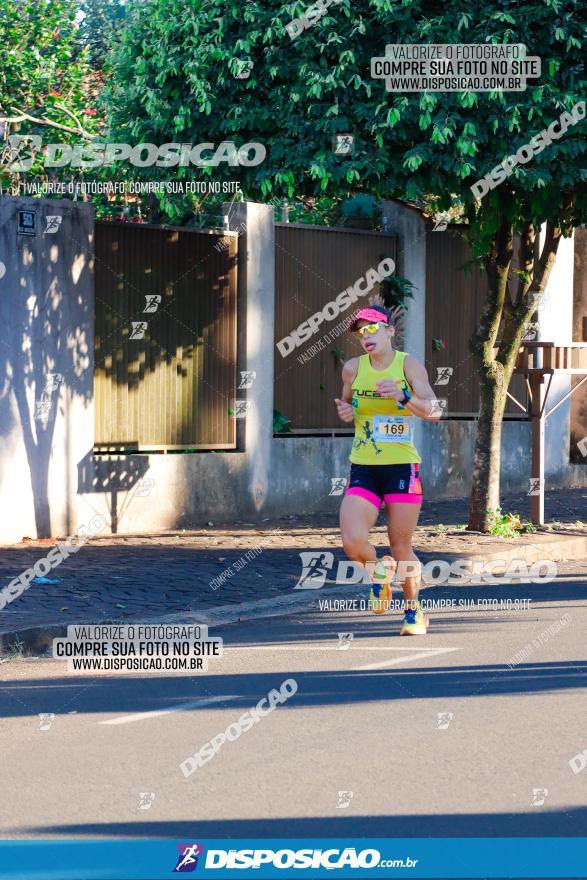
(467, 200, 513, 531)
(468, 376, 508, 529)
(467, 211, 565, 531)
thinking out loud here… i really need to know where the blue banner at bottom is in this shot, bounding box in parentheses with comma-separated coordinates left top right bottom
(0, 838, 585, 880)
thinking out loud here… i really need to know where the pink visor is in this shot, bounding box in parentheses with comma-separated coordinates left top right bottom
(348, 308, 390, 333)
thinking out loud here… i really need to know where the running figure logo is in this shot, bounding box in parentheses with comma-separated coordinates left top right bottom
(436, 712, 454, 730)
(45, 373, 64, 392)
(293, 552, 334, 589)
(434, 367, 453, 386)
(137, 791, 155, 811)
(44, 215, 63, 234)
(135, 477, 155, 498)
(329, 477, 347, 496)
(353, 421, 383, 456)
(528, 478, 543, 496)
(333, 134, 354, 156)
(143, 294, 161, 313)
(130, 322, 148, 340)
(38, 713, 55, 731)
(531, 788, 548, 806)
(238, 370, 256, 389)
(34, 399, 52, 421)
(173, 843, 204, 872)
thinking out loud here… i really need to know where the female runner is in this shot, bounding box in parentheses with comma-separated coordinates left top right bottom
(335, 305, 440, 634)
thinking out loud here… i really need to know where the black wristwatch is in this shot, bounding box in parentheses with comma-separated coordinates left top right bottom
(398, 388, 412, 409)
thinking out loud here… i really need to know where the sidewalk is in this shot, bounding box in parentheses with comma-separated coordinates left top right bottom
(1, 488, 586, 652)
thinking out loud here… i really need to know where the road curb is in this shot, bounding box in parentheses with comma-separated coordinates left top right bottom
(419, 533, 587, 566)
(1, 533, 585, 657)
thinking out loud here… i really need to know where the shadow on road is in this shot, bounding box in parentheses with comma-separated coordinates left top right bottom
(1, 661, 586, 718)
(15, 804, 587, 837)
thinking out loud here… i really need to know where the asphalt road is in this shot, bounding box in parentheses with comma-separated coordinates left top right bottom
(1, 573, 586, 843)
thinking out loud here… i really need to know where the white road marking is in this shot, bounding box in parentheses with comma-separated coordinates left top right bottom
(97, 648, 458, 724)
(98, 695, 239, 726)
(354, 647, 460, 670)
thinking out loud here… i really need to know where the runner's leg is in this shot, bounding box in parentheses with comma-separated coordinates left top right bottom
(341, 493, 395, 611)
(385, 501, 422, 608)
(340, 493, 379, 566)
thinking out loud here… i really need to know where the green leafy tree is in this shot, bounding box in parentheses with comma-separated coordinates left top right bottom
(78, 0, 128, 70)
(107, 0, 586, 529)
(0, 0, 99, 184)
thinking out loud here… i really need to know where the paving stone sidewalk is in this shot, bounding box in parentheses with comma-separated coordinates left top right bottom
(0, 488, 585, 639)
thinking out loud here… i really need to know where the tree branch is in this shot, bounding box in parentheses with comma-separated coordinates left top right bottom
(0, 105, 92, 138)
(497, 219, 563, 372)
(515, 221, 536, 303)
(53, 102, 88, 130)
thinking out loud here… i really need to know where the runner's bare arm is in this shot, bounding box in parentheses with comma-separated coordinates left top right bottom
(403, 356, 443, 421)
(334, 358, 359, 423)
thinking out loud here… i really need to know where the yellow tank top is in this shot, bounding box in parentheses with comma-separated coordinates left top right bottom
(350, 351, 421, 465)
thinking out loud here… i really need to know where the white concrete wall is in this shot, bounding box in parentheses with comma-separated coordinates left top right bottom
(381, 200, 428, 464)
(0, 197, 95, 543)
(226, 202, 275, 512)
(381, 200, 427, 362)
(537, 229, 575, 480)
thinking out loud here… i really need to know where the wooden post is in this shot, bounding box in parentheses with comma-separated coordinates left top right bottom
(529, 373, 545, 525)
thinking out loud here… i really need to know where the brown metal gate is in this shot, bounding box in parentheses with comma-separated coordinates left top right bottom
(94, 221, 238, 450)
(425, 229, 527, 417)
(274, 224, 397, 432)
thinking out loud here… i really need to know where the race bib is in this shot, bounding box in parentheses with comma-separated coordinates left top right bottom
(373, 415, 413, 443)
